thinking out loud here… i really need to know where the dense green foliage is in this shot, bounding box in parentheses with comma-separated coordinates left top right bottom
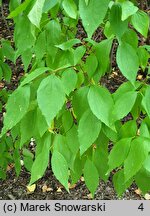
(0, 0, 150, 197)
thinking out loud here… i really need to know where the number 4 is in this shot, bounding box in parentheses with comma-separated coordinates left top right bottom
(138, 203, 144, 211)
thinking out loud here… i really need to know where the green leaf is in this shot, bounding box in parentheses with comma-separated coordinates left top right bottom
(56, 39, 80, 50)
(37, 75, 65, 126)
(104, 21, 114, 39)
(103, 124, 118, 142)
(53, 135, 71, 166)
(51, 150, 69, 191)
(14, 16, 35, 53)
(140, 121, 150, 138)
(137, 47, 149, 71)
(78, 109, 101, 155)
(34, 31, 46, 60)
(0, 67, 2, 80)
(72, 86, 89, 120)
(88, 85, 114, 127)
(124, 138, 149, 182)
(36, 108, 48, 137)
(43, 0, 58, 12)
(108, 138, 131, 172)
(113, 81, 135, 101)
(116, 42, 139, 82)
(93, 132, 109, 181)
(143, 155, 150, 173)
(109, 3, 128, 38)
(61, 68, 77, 96)
(1, 39, 15, 62)
(1, 62, 12, 82)
(24, 156, 33, 172)
(121, 1, 138, 21)
(0, 169, 6, 180)
(9, 0, 20, 12)
(20, 110, 36, 147)
(131, 10, 149, 38)
(84, 158, 99, 197)
(142, 86, 150, 118)
(21, 48, 33, 71)
(85, 0, 89, 6)
(79, 0, 110, 38)
(30, 133, 51, 184)
(28, 0, 46, 28)
(71, 153, 82, 184)
(122, 29, 138, 49)
(1, 86, 30, 137)
(62, 111, 73, 133)
(95, 39, 113, 76)
(85, 54, 98, 78)
(21, 67, 51, 86)
(119, 120, 137, 139)
(13, 149, 21, 177)
(113, 169, 133, 196)
(74, 46, 86, 65)
(8, 0, 31, 18)
(62, 0, 77, 19)
(113, 91, 137, 120)
(135, 168, 150, 194)
(66, 125, 80, 154)
(45, 20, 61, 46)
(23, 148, 34, 159)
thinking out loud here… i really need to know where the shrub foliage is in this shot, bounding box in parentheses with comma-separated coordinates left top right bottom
(0, 0, 150, 197)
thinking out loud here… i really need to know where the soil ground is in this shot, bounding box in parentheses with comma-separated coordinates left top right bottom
(0, 1, 149, 200)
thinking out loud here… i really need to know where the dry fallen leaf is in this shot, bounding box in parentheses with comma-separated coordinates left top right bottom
(6, 164, 14, 171)
(135, 188, 142, 195)
(87, 193, 93, 199)
(42, 185, 53, 193)
(68, 183, 76, 189)
(81, 176, 84, 182)
(27, 184, 36, 193)
(144, 193, 150, 200)
(56, 187, 62, 193)
(137, 75, 143, 80)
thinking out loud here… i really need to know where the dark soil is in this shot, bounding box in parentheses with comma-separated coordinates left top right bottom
(0, 167, 142, 200)
(0, 2, 149, 200)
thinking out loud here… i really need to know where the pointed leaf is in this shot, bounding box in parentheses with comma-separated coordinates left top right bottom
(61, 68, 77, 96)
(108, 138, 131, 172)
(28, 0, 46, 28)
(113, 169, 133, 196)
(1, 86, 30, 137)
(95, 39, 113, 76)
(85, 54, 98, 78)
(78, 109, 101, 155)
(131, 10, 149, 38)
(37, 75, 65, 126)
(62, 0, 77, 19)
(113, 91, 137, 120)
(124, 138, 149, 181)
(109, 3, 128, 38)
(116, 42, 139, 82)
(88, 85, 114, 126)
(84, 158, 99, 197)
(121, 1, 138, 21)
(79, 0, 110, 38)
(142, 86, 150, 118)
(135, 168, 150, 194)
(51, 151, 69, 191)
(56, 39, 80, 50)
(30, 134, 51, 184)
